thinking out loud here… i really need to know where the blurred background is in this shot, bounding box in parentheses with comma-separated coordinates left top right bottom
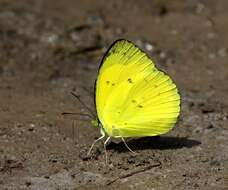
(0, 0, 227, 189)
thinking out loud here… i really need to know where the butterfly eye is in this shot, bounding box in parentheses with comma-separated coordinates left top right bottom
(91, 119, 99, 128)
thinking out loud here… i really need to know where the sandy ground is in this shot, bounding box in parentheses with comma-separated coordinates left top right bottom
(0, 0, 228, 189)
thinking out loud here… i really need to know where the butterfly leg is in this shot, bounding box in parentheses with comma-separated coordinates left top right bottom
(104, 136, 111, 164)
(87, 128, 105, 156)
(121, 137, 137, 155)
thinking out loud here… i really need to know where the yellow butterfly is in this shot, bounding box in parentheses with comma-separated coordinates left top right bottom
(88, 39, 180, 157)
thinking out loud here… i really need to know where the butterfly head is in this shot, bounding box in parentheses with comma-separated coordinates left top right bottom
(91, 118, 99, 128)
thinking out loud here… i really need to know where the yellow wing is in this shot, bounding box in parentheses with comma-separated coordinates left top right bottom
(95, 39, 180, 138)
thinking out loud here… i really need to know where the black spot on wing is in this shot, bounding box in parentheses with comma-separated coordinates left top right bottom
(127, 78, 133, 83)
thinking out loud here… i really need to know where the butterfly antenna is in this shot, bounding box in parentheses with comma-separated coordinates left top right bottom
(61, 112, 93, 119)
(81, 86, 94, 98)
(70, 91, 96, 118)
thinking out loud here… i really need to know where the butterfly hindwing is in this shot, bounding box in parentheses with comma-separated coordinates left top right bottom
(96, 40, 180, 137)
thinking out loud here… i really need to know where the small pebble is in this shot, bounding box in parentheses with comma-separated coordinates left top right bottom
(29, 123, 35, 128)
(145, 42, 154, 52)
(171, 29, 178, 35)
(159, 52, 166, 59)
(196, 3, 205, 14)
(79, 149, 90, 161)
(207, 32, 216, 39)
(217, 48, 227, 57)
(135, 40, 143, 48)
(40, 33, 59, 46)
(87, 15, 103, 25)
(208, 53, 216, 59)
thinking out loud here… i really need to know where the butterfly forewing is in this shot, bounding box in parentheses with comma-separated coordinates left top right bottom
(96, 40, 180, 137)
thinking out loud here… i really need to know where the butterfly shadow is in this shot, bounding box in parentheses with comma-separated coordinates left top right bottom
(107, 136, 201, 153)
